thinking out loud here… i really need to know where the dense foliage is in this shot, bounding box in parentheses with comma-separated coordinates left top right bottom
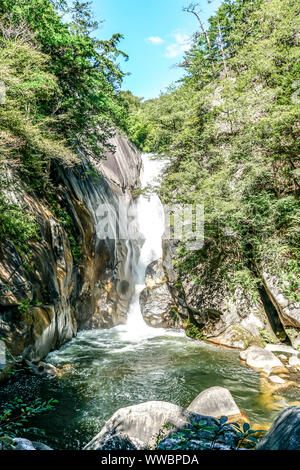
(0, 0, 128, 249)
(126, 0, 300, 301)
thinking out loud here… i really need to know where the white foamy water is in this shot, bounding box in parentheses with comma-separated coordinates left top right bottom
(117, 154, 181, 342)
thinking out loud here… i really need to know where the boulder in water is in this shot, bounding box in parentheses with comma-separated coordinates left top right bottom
(84, 401, 190, 450)
(84, 400, 239, 450)
(240, 346, 285, 373)
(187, 386, 246, 423)
(0, 438, 53, 450)
(256, 406, 300, 450)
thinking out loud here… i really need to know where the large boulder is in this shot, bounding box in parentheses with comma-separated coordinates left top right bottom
(256, 407, 300, 450)
(140, 260, 180, 328)
(0, 438, 53, 450)
(84, 400, 238, 451)
(209, 325, 263, 350)
(240, 346, 284, 373)
(187, 386, 245, 423)
(161, 240, 270, 348)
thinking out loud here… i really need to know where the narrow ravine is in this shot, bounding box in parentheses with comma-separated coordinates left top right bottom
(7, 155, 297, 450)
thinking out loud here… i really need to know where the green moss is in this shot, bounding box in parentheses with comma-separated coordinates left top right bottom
(185, 319, 205, 340)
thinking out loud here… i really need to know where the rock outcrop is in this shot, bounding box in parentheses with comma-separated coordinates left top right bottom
(158, 237, 299, 349)
(256, 406, 300, 450)
(187, 386, 246, 423)
(0, 134, 141, 361)
(240, 346, 284, 373)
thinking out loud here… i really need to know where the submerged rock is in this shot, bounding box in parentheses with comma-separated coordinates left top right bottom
(256, 406, 300, 450)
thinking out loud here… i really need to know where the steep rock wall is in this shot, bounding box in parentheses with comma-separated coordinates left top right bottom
(0, 134, 141, 361)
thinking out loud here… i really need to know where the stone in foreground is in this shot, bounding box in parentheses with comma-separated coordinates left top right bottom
(84, 400, 238, 450)
(187, 386, 242, 421)
(256, 407, 300, 450)
(240, 346, 284, 372)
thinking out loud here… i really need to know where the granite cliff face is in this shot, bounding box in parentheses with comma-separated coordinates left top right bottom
(160, 239, 300, 349)
(0, 134, 141, 361)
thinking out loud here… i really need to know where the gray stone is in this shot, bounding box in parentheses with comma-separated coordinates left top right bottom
(140, 259, 179, 328)
(256, 407, 300, 450)
(13, 438, 36, 451)
(31, 441, 53, 450)
(84, 401, 191, 450)
(210, 325, 261, 350)
(84, 400, 238, 451)
(265, 344, 299, 356)
(187, 386, 241, 419)
(4, 438, 53, 450)
(289, 355, 300, 368)
(241, 346, 283, 371)
(27, 360, 58, 377)
(269, 376, 286, 384)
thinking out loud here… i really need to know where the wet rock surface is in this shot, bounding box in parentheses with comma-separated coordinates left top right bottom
(256, 406, 300, 450)
(187, 386, 243, 421)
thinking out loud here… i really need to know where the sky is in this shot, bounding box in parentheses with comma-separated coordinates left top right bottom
(91, 0, 223, 100)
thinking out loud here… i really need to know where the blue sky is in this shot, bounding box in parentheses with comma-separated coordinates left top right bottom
(91, 0, 223, 100)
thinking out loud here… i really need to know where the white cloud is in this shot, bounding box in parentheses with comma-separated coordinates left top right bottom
(165, 33, 191, 59)
(147, 36, 164, 45)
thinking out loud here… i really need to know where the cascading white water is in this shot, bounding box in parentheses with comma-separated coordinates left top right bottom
(117, 153, 170, 341)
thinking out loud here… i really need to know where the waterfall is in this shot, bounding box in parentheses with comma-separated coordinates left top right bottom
(117, 154, 168, 341)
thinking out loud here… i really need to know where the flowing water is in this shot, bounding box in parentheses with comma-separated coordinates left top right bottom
(3, 154, 299, 449)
